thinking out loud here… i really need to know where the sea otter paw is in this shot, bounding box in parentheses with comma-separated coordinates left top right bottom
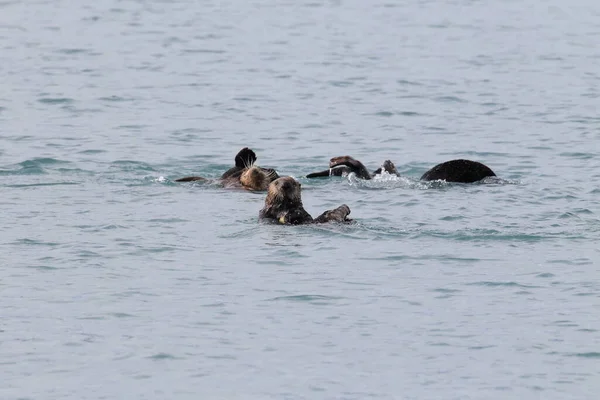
(277, 209, 313, 225)
(314, 204, 351, 223)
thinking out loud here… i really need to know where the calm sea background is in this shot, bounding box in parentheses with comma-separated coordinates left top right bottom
(1, 0, 600, 399)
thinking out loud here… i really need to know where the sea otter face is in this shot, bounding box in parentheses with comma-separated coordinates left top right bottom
(240, 166, 270, 191)
(266, 177, 302, 205)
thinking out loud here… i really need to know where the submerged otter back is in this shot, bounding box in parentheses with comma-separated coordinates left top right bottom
(420, 159, 496, 183)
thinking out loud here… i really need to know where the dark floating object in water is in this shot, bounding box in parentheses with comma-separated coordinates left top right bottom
(419, 159, 496, 183)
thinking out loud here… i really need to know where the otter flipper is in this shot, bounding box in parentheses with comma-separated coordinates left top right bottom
(306, 166, 351, 178)
(234, 147, 257, 169)
(420, 159, 496, 183)
(313, 204, 351, 224)
(221, 147, 259, 180)
(175, 176, 206, 182)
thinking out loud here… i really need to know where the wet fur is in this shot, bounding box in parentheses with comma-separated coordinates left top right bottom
(259, 177, 351, 225)
(240, 166, 278, 191)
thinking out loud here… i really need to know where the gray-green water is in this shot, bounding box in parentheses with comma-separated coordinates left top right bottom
(1, 0, 600, 399)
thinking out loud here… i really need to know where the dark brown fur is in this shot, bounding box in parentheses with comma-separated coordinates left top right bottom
(259, 177, 351, 225)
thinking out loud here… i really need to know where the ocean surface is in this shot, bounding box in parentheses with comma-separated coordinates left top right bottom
(1, 0, 600, 398)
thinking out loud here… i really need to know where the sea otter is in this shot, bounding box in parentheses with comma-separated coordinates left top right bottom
(306, 155, 496, 183)
(259, 176, 352, 224)
(175, 147, 279, 190)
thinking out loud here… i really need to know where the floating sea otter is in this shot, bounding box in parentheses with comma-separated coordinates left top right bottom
(259, 176, 352, 224)
(306, 155, 496, 183)
(176, 147, 279, 190)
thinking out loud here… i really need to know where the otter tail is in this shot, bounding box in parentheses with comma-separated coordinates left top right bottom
(175, 176, 207, 182)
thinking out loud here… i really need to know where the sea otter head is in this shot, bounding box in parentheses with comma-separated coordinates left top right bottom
(240, 166, 273, 191)
(264, 177, 303, 208)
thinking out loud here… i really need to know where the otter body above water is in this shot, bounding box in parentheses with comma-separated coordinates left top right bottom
(307, 155, 496, 183)
(175, 147, 279, 190)
(259, 177, 352, 225)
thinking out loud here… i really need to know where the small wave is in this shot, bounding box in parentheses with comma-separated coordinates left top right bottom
(148, 353, 179, 360)
(434, 95, 467, 103)
(109, 312, 135, 318)
(397, 79, 423, 86)
(14, 238, 60, 246)
(38, 97, 74, 104)
(0, 158, 71, 175)
(98, 95, 134, 102)
(183, 48, 225, 54)
(412, 229, 556, 242)
(536, 273, 555, 278)
(27, 265, 60, 271)
(147, 218, 187, 224)
(115, 124, 149, 131)
(78, 149, 107, 154)
(220, 226, 262, 239)
(267, 295, 344, 304)
(373, 110, 423, 117)
(56, 48, 89, 54)
(5, 181, 80, 188)
(467, 281, 541, 289)
(328, 80, 353, 87)
(25, 157, 70, 165)
(110, 160, 155, 171)
(432, 288, 462, 294)
(569, 352, 600, 359)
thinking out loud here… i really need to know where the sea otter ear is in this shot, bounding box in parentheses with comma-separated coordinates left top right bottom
(234, 147, 257, 168)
